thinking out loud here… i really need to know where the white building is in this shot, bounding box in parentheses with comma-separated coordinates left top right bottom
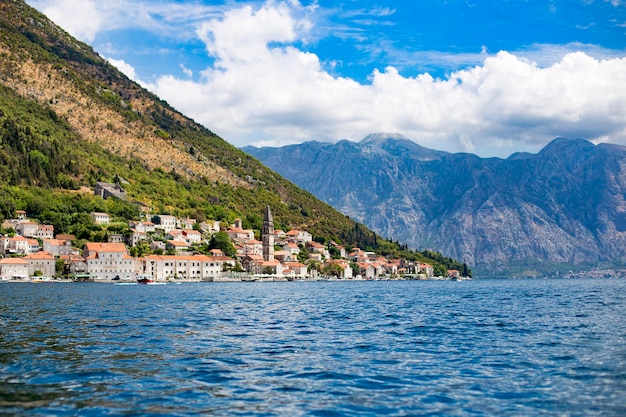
(23, 251, 56, 277)
(36, 225, 54, 240)
(155, 215, 177, 233)
(6, 235, 30, 255)
(199, 220, 220, 234)
(285, 229, 312, 244)
(17, 221, 39, 238)
(183, 230, 202, 244)
(129, 221, 156, 233)
(143, 254, 233, 281)
(0, 258, 29, 279)
(91, 212, 111, 225)
(84, 242, 137, 281)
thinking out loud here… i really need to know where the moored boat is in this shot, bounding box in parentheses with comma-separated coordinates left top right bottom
(136, 274, 154, 284)
(31, 276, 55, 283)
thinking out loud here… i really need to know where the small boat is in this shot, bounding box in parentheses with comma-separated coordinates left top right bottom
(31, 276, 55, 283)
(136, 274, 154, 284)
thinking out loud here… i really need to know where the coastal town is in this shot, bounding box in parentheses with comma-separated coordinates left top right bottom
(0, 183, 462, 283)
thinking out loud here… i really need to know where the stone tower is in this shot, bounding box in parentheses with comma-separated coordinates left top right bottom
(262, 205, 275, 261)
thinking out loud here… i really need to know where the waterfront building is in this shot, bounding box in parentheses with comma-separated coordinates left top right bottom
(84, 242, 137, 281)
(143, 254, 233, 281)
(23, 251, 56, 277)
(0, 257, 29, 279)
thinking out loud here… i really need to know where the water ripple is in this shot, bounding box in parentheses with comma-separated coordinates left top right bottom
(1, 279, 625, 416)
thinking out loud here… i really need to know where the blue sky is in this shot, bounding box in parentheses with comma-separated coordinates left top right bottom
(27, 0, 626, 157)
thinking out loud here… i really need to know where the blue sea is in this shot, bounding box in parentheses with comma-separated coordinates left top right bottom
(1, 279, 625, 416)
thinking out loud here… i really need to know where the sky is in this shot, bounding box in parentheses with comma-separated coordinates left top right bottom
(26, 0, 626, 157)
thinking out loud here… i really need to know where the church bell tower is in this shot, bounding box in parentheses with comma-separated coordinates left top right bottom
(262, 205, 275, 261)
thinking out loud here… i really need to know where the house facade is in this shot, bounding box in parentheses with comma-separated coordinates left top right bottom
(91, 212, 111, 225)
(143, 254, 231, 281)
(23, 251, 56, 277)
(0, 258, 29, 279)
(155, 215, 177, 232)
(84, 242, 137, 281)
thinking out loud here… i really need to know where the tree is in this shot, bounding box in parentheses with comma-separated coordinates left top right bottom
(323, 263, 344, 277)
(329, 246, 341, 259)
(209, 231, 236, 257)
(307, 260, 321, 274)
(433, 264, 447, 277)
(55, 258, 65, 277)
(297, 245, 309, 263)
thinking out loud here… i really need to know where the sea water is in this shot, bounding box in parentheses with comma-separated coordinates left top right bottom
(1, 278, 625, 416)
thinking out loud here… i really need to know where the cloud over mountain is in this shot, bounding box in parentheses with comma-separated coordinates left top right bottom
(29, 0, 626, 157)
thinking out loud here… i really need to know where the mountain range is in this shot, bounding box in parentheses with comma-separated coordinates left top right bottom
(244, 134, 626, 276)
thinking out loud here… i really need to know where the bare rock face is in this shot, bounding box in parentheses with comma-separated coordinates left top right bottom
(244, 135, 626, 274)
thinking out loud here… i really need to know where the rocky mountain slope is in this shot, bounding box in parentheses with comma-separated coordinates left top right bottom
(0, 1, 369, 250)
(244, 134, 626, 275)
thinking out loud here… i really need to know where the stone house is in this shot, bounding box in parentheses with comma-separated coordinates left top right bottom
(306, 241, 329, 259)
(94, 182, 127, 200)
(26, 238, 40, 254)
(23, 251, 56, 277)
(91, 212, 111, 225)
(166, 229, 185, 242)
(419, 263, 434, 277)
(260, 259, 284, 275)
(143, 254, 231, 281)
(84, 242, 136, 281)
(357, 262, 376, 280)
(155, 215, 177, 233)
(177, 218, 196, 230)
(128, 230, 147, 247)
(183, 230, 202, 244)
(129, 221, 156, 233)
(274, 250, 296, 262)
(243, 239, 263, 256)
(199, 220, 220, 234)
(242, 254, 264, 274)
(283, 261, 308, 278)
(0, 258, 29, 279)
(36, 225, 54, 240)
(226, 226, 255, 243)
(6, 235, 30, 255)
(60, 254, 88, 276)
(165, 240, 191, 254)
(17, 221, 39, 238)
(285, 229, 312, 244)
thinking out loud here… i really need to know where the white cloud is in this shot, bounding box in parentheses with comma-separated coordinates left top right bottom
(106, 57, 138, 81)
(32, 0, 103, 42)
(27, 0, 224, 42)
(180, 64, 193, 78)
(27, 0, 626, 157)
(145, 1, 626, 157)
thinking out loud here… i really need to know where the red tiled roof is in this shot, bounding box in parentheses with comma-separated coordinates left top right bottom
(85, 242, 127, 253)
(23, 251, 54, 260)
(0, 258, 28, 264)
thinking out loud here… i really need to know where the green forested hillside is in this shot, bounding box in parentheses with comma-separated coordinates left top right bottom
(0, 0, 468, 274)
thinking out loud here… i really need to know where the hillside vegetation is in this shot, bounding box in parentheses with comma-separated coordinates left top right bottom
(0, 1, 469, 273)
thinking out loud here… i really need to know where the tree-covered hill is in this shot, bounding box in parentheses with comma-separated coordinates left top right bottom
(0, 0, 467, 275)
